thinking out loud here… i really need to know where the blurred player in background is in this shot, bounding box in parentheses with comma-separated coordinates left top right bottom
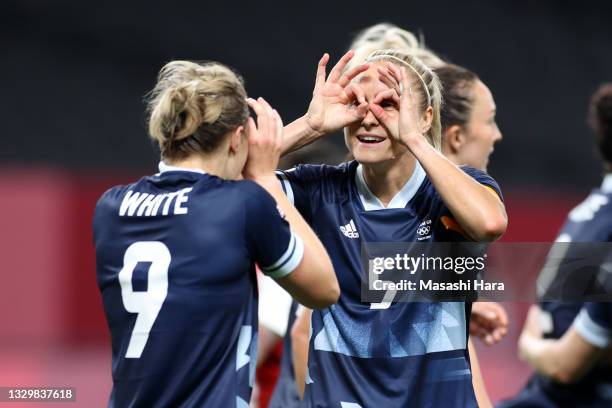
(93, 60, 339, 407)
(273, 47, 507, 407)
(500, 83, 612, 407)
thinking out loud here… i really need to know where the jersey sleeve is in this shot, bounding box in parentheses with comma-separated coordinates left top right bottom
(276, 164, 327, 222)
(573, 302, 612, 348)
(460, 166, 504, 202)
(438, 167, 504, 240)
(243, 181, 304, 279)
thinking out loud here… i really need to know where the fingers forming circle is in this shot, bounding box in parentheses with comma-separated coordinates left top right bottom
(328, 50, 355, 84)
(338, 62, 369, 88)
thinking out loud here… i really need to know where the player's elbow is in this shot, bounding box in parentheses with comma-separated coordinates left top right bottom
(483, 215, 507, 241)
(472, 213, 507, 242)
(549, 366, 582, 385)
(306, 257, 339, 309)
(282, 258, 339, 309)
(306, 274, 340, 309)
(324, 276, 341, 307)
(542, 352, 585, 384)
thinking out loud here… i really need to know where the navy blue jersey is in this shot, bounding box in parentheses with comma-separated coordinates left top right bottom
(575, 302, 612, 348)
(268, 301, 301, 408)
(499, 175, 612, 408)
(93, 164, 303, 408)
(539, 176, 612, 339)
(277, 160, 502, 408)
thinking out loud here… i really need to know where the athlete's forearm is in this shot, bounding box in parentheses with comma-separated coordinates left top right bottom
(519, 333, 567, 380)
(408, 137, 507, 242)
(282, 116, 324, 156)
(291, 308, 312, 399)
(519, 328, 602, 384)
(468, 339, 492, 408)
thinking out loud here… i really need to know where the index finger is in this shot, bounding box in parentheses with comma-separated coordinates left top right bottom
(371, 88, 400, 106)
(258, 97, 275, 117)
(376, 66, 400, 94)
(399, 66, 411, 94)
(246, 117, 258, 141)
(273, 109, 283, 148)
(385, 62, 402, 85)
(328, 50, 355, 84)
(247, 98, 269, 140)
(313, 53, 330, 92)
(338, 62, 369, 88)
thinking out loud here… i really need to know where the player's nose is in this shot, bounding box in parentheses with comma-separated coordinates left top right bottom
(362, 108, 379, 127)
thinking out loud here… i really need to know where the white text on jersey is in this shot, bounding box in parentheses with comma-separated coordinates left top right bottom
(119, 188, 193, 217)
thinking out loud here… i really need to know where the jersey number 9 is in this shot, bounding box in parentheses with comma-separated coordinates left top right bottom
(118, 241, 171, 358)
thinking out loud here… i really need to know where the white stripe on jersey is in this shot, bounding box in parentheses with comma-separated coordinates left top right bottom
(574, 308, 612, 348)
(276, 171, 295, 206)
(261, 233, 304, 279)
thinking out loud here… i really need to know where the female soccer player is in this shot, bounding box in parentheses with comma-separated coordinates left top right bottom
(348, 23, 503, 174)
(500, 83, 612, 408)
(274, 49, 507, 407)
(93, 60, 339, 407)
(268, 28, 506, 408)
(518, 302, 612, 387)
(347, 24, 509, 350)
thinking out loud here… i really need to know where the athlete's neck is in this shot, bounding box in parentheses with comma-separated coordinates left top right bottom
(361, 153, 417, 207)
(166, 154, 240, 180)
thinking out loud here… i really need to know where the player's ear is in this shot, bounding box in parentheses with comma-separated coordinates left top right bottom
(228, 126, 245, 155)
(443, 124, 465, 154)
(419, 106, 433, 134)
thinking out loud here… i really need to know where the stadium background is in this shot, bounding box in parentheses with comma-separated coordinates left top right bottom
(2, 1, 611, 406)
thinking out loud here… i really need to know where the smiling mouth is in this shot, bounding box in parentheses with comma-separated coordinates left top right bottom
(357, 135, 385, 144)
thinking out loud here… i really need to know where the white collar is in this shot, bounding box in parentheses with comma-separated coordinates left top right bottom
(158, 161, 207, 175)
(602, 173, 612, 193)
(355, 161, 426, 211)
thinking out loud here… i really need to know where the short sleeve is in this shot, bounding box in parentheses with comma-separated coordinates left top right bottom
(573, 303, 612, 348)
(276, 164, 327, 221)
(460, 166, 504, 202)
(437, 167, 504, 240)
(244, 182, 304, 279)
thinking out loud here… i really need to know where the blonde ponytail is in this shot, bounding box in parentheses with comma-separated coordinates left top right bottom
(147, 61, 248, 160)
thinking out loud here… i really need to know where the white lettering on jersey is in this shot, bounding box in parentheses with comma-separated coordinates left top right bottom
(119, 187, 193, 217)
(569, 194, 608, 222)
(119, 190, 149, 216)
